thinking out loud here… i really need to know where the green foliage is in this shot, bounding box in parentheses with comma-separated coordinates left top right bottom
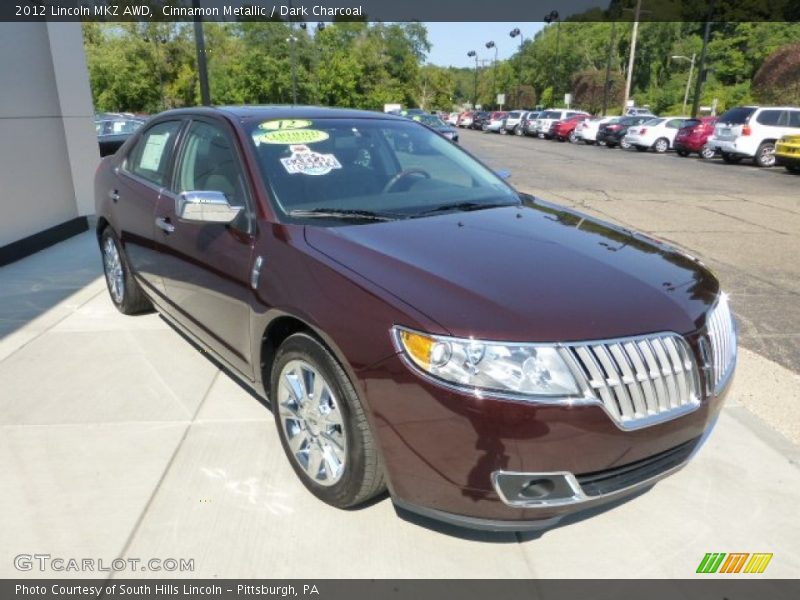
(82, 20, 800, 116)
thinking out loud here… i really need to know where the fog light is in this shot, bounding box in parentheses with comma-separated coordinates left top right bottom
(520, 478, 556, 499)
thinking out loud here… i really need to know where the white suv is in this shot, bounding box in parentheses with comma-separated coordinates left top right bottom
(531, 109, 589, 139)
(708, 106, 800, 167)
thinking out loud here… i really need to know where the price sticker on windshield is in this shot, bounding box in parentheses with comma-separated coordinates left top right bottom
(280, 145, 342, 176)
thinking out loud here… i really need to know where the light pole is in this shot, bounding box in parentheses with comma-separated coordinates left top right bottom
(671, 54, 696, 114)
(467, 50, 479, 109)
(601, 21, 617, 116)
(485, 40, 498, 109)
(544, 11, 560, 103)
(509, 28, 523, 108)
(622, 0, 643, 113)
(287, 29, 298, 105)
(691, 11, 714, 118)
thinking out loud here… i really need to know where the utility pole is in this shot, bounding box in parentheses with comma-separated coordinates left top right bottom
(622, 0, 642, 112)
(671, 54, 696, 114)
(192, 0, 210, 105)
(691, 13, 714, 118)
(601, 20, 616, 116)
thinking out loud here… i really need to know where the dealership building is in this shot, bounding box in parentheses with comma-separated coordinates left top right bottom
(0, 22, 97, 266)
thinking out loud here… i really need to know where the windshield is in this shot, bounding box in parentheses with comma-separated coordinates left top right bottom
(246, 118, 519, 223)
(413, 115, 447, 128)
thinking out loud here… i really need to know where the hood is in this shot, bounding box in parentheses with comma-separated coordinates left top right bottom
(304, 199, 719, 342)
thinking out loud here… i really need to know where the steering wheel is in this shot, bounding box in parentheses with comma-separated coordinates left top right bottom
(382, 168, 431, 193)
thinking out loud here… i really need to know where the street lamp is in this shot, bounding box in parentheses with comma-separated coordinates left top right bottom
(485, 41, 498, 108)
(544, 11, 560, 102)
(509, 28, 523, 108)
(467, 50, 479, 109)
(671, 54, 697, 115)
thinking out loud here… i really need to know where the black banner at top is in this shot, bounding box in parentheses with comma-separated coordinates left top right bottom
(3, 0, 800, 22)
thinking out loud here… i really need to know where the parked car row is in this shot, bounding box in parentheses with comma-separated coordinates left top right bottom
(95, 115, 145, 157)
(476, 104, 800, 171)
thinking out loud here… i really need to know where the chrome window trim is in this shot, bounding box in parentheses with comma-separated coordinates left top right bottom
(391, 325, 704, 431)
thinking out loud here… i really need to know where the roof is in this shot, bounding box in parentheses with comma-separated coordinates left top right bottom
(152, 105, 407, 123)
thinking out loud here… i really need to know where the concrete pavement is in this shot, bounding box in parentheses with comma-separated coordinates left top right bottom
(1, 232, 798, 578)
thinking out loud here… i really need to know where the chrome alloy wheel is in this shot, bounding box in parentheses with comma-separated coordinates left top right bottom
(277, 360, 347, 486)
(103, 237, 124, 304)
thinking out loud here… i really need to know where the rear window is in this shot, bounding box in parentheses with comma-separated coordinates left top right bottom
(509, 111, 521, 118)
(681, 119, 701, 128)
(643, 118, 665, 126)
(718, 106, 757, 125)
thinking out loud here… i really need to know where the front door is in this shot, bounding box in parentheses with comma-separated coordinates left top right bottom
(154, 118, 257, 378)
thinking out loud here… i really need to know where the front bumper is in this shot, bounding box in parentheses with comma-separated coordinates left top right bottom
(360, 351, 730, 530)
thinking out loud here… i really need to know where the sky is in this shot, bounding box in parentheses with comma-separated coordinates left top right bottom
(424, 22, 545, 68)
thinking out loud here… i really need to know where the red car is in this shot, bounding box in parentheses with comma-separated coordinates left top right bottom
(674, 116, 717, 158)
(95, 106, 735, 532)
(551, 114, 593, 143)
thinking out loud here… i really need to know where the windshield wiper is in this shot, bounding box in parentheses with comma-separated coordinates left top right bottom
(413, 201, 519, 217)
(287, 208, 401, 222)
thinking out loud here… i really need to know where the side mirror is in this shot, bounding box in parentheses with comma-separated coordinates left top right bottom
(176, 191, 242, 224)
(495, 169, 512, 180)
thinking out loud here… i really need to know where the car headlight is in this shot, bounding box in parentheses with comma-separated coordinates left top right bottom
(392, 327, 580, 398)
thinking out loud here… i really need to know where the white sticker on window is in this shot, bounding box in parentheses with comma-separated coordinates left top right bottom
(280, 145, 342, 176)
(139, 132, 171, 172)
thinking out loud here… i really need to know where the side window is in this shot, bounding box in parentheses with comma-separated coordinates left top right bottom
(126, 121, 181, 186)
(666, 119, 683, 129)
(756, 110, 781, 126)
(176, 121, 247, 208)
(788, 111, 800, 129)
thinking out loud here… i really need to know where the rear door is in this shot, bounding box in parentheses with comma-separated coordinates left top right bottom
(114, 119, 185, 295)
(153, 117, 257, 378)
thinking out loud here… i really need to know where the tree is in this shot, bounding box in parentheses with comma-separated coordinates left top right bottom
(752, 42, 800, 105)
(572, 69, 624, 113)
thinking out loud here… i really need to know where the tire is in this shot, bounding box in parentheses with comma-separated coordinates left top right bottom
(514, 125, 523, 136)
(676, 149, 689, 157)
(568, 131, 578, 143)
(653, 138, 669, 153)
(500, 127, 508, 135)
(754, 142, 776, 168)
(100, 227, 152, 315)
(700, 146, 716, 160)
(635, 145, 648, 152)
(620, 138, 631, 150)
(271, 333, 385, 508)
(721, 152, 742, 164)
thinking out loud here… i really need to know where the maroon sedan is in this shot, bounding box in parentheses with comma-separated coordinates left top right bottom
(95, 106, 736, 531)
(551, 114, 593, 143)
(674, 116, 717, 159)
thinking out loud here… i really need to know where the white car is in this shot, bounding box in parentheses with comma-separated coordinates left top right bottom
(447, 112, 460, 126)
(707, 106, 800, 167)
(503, 111, 528, 135)
(576, 116, 616, 144)
(483, 115, 506, 133)
(624, 117, 690, 153)
(459, 113, 474, 128)
(531, 109, 589, 139)
(624, 107, 655, 117)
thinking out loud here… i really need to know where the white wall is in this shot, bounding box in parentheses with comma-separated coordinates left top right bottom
(0, 22, 98, 248)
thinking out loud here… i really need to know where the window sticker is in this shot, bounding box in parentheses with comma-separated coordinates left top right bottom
(256, 129, 330, 145)
(280, 145, 342, 176)
(139, 132, 171, 171)
(258, 119, 313, 131)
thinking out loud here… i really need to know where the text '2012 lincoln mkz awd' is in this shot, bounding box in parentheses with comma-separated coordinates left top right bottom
(95, 106, 736, 531)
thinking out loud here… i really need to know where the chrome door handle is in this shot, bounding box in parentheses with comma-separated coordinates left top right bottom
(109, 189, 120, 202)
(155, 217, 175, 234)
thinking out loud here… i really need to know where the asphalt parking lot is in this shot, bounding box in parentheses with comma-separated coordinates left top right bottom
(1, 139, 799, 578)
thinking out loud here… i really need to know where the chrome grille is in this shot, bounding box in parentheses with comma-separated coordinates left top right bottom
(561, 333, 701, 430)
(707, 294, 736, 392)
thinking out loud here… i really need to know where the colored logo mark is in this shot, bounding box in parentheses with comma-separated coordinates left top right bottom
(696, 552, 773, 574)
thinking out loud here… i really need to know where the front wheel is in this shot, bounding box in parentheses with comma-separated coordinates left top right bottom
(100, 228, 152, 315)
(754, 142, 776, 168)
(620, 138, 631, 150)
(568, 131, 578, 143)
(514, 125, 523, 136)
(653, 138, 669, 153)
(271, 333, 385, 508)
(700, 146, 716, 159)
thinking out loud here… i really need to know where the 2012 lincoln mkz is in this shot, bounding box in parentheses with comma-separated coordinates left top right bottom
(94, 106, 736, 531)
